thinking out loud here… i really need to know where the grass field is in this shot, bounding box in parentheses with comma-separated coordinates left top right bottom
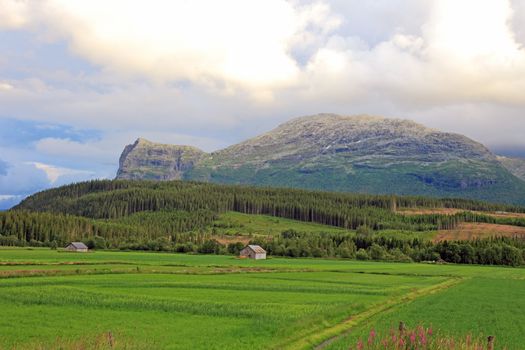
(0, 248, 524, 349)
(211, 211, 354, 236)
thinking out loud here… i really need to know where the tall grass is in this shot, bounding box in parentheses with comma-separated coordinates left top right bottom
(350, 325, 499, 350)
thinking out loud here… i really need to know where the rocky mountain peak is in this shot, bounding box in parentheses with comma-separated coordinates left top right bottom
(117, 138, 205, 180)
(216, 114, 495, 166)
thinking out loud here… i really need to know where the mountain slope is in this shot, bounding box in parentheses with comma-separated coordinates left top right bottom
(116, 114, 525, 205)
(498, 156, 525, 181)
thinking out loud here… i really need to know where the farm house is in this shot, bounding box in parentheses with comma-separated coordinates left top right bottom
(65, 242, 89, 252)
(239, 245, 266, 260)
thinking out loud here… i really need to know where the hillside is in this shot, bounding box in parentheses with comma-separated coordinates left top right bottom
(116, 114, 525, 205)
(1, 179, 522, 265)
(498, 155, 525, 181)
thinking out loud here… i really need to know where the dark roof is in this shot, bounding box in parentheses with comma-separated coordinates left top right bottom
(68, 242, 88, 249)
(247, 245, 266, 254)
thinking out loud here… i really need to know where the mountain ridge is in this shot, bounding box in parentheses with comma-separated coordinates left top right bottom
(116, 114, 525, 205)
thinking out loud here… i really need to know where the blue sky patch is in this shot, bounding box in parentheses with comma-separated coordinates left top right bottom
(0, 159, 8, 176)
(0, 118, 101, 148)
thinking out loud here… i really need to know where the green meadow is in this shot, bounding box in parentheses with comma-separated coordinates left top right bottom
(0, 248, 524, 349)
(211, 211, 354, 237)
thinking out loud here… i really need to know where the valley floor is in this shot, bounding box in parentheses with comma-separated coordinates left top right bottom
(0, 248, 524, 349)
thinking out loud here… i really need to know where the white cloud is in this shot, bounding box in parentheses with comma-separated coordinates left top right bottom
(2, 0, 524, 106)
(0, 0, 29, 29)
(0, 82, 14, 91)
(1, 0, 525, 162)
(0, 194, 16, 200)
(0, 0, 342, 100)
(25, 161, 93, 183)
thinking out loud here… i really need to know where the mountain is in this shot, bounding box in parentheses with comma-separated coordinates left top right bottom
(497, 156, 525, 181)
(117, 138, 206, 180)
(116, 114, 525, 205)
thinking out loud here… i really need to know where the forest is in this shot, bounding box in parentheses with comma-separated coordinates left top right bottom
(1, 179, 525, 266)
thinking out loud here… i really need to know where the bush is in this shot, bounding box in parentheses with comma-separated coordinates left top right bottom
(356, 249, 369, 260)
(198, 239, 222, 254)
(369, 244, 386, 260)
(227, 242, 244, 255)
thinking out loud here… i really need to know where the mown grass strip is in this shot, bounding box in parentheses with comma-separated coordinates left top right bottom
(278, 277, 464, 350)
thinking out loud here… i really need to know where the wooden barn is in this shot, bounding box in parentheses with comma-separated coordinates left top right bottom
(65, 242, 89, 252)
(239, 245, 266, 260)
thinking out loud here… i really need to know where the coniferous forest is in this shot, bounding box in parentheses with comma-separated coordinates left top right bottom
(1, 179, 525, 266)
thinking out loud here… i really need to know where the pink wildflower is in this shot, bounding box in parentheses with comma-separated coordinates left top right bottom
(391, 335, 397, 344)
(410, 332, 416, 344)
(368, 329, 376, 345)
(419, 333, 427, 346)
(370, 329, 376, 339)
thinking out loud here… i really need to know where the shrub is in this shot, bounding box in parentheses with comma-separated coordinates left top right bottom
(356, 249, 369, 260)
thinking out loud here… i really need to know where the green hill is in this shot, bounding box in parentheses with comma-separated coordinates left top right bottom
(1, 179, 523, 265)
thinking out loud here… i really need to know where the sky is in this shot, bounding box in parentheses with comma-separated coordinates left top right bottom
(1, 0, 525, 209)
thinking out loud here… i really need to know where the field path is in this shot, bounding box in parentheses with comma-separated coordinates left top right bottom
(281, 277, 463, 350)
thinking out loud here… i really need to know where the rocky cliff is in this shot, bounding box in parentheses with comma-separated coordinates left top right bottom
(117, 138, 206, 180)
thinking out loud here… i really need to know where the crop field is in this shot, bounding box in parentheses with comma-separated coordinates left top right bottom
(208, 211, 355, 245)
(0, 248, 524, 349)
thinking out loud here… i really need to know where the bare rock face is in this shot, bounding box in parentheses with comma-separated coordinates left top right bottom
(115, 114, 525, 204)
(117, 138, 206, 180)
(213, 114, 496, 165)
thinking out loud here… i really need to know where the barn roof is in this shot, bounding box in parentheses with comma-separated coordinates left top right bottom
(68, 242, 88, 249)
(247, 245, 266, 254)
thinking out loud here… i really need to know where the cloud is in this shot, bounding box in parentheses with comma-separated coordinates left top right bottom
(0, 81, 13, 90)
(0, 194, 17, 201)
(0, 0, 342, 101)
(0, 0, 29, 29)
(1, 0, 524, 111)
(26, 161, 94, 183)
(1, 0, 525, 193)
(0, 194, 23, 210)
(0, 161, 50, 196)
(295, 0, 525, 108)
